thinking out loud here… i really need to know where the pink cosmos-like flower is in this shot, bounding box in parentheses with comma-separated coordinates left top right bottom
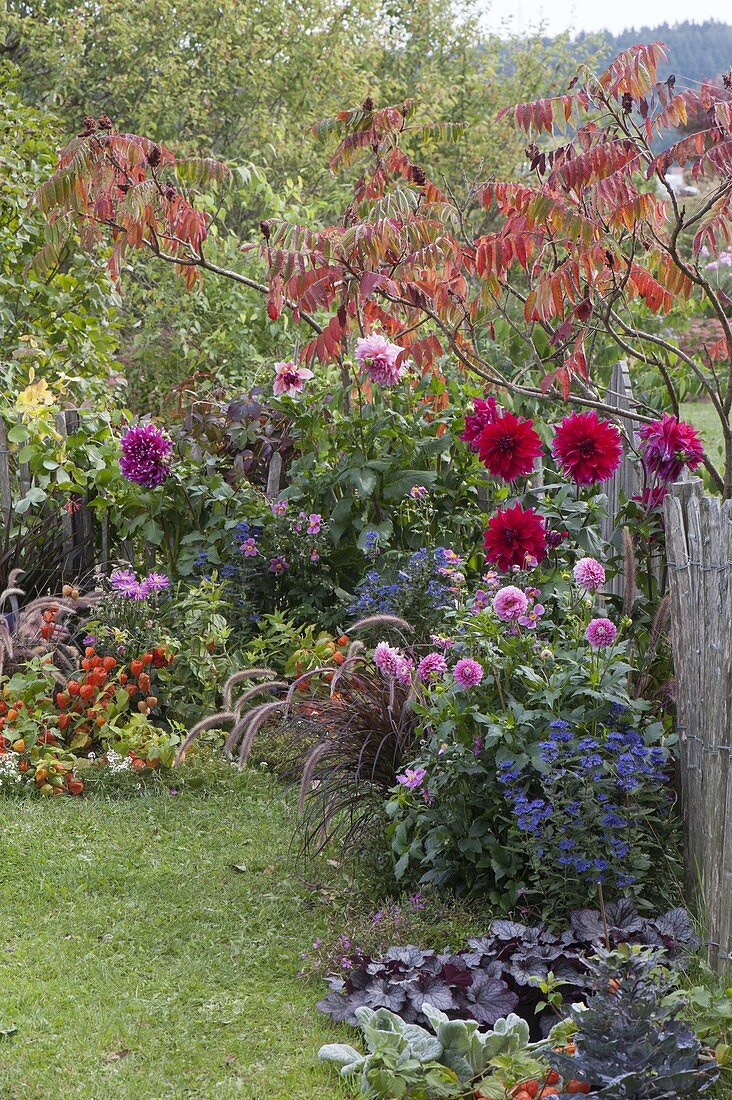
(573, 557, 606, 591)
(417, 652, 448, 682)
(519, 603, 545, 629)
(142, 572, 170, 593)
(273, 360, 314, 397)
(268, 555, 290, 574)
(307, 513, 322, 535)
(373, 641, 402, 678)
(271, 500, 288, 516)
(586, 617, 618, 648)
(119, 424, 173, 488)
(637, 413, 704, 482)
(471, 589, 491, 614)
(409, 485, 429, 499)
(355, 334, 407, 385)
(240, 538, 258, 557)
(453, 658, 484, 689)
(397, 767, 427, 790)
(492, 585, 529, 622)
(310, 549, 320, 562)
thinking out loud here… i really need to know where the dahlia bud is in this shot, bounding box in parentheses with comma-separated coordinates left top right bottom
(146, 143, 162, 168)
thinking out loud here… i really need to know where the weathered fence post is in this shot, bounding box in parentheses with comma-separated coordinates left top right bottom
(665, 478, 732, 975)
(56, 410, 95, 579)
(0, 416, 12, 524)
(601, 360, 641, 596)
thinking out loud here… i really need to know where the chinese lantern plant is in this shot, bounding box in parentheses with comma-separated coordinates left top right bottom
(285, 631, 351, 683)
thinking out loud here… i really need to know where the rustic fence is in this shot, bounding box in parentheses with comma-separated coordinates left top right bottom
(665, 479, 732, 976)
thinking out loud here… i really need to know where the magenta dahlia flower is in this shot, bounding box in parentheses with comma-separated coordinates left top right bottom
(585, 617, 618, 648)
(638, 413, 704, 482)
(492, 585, 529, 622)
(461, 397, 500, 450)
(119, 424, 172, 488)
(355, 334, 407, 385)
(273, 361, 314, 397)
(453, 657, 484, 689)
(573, 557, 606, 591)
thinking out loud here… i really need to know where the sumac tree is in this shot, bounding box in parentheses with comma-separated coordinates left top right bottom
(33, 43, 732, 492)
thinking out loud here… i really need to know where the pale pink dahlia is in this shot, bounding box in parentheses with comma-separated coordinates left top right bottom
(585, 618, 617, 648)
(453, 658, 484, 689)
(355, 334, 407, 385)
(492, 585, 529, 622)
(573, 557, 606, 591)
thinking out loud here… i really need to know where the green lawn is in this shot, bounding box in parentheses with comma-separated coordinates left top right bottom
(0, 764, 347, 1099)
(680, 399, 725, 469)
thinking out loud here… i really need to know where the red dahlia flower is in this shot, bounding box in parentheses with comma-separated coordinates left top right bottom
(551, 411, 622, 485)
(637, 413, 704, 482)
(477, 411, 543, 482)
(461, 397, 500, 450)
(483, 503, 547, 572)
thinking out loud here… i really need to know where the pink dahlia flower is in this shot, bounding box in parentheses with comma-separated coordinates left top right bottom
(355, 334, 407, 385)
(637, 413, 704, 482)
(492, 585, 529, 622)
(373, 642, 402, 678)
(453, 658, 484, 689)
(585, 617, 618, 648)
(273, 360, 314, 397)
(573, 557, 606, 591)
(417, 652, 448, 682)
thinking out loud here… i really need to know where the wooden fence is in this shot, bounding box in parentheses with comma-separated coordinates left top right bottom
(665, 479, 732, 976)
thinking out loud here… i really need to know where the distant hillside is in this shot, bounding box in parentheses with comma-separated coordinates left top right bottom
(575, 20, 732, 84)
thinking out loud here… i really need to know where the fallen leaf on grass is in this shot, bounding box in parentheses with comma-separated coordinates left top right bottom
(102, 1048, 131, 1063)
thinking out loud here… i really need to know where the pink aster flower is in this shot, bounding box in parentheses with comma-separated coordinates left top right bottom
(397, 767, 427, 790)
(417, 652, 448, 682)
(586, 617, 618, 648)
(119, 424, 173, 488)
(518, 603, 545, 629)
(355, 334, 407, 385)
(492, 585, 529, 622)
(373, 642, 402, 678)
(453, 658, 484, 689)
(573, 557, 606, 591)
(271, 500, 288, 516)
(141, 572, 170, 593)
(273, 360, 314, 397)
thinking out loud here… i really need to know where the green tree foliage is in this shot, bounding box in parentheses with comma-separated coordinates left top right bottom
(0, 66, 120, 397)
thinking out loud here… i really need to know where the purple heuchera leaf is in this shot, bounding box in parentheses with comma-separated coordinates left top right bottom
(464, 970, 518, 1025)
(316, 989, 369, 1024)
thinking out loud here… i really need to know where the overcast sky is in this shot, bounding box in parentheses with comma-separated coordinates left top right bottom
(484, 0, 731, 36)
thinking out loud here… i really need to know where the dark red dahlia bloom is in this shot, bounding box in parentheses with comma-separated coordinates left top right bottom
(483, 503, 547, 571)
(461, 396, 500, 450)
(638, 413, 704, 482)
(551, 411, 622, 485)
(477, 411, 543, 482)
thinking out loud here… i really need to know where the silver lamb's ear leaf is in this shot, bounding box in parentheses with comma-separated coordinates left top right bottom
(404, 1030, 443, 1063)
(354, 1005, 376, 1029)
(317, 1042, 363, 1067)
(421, 1001, 451, 1031)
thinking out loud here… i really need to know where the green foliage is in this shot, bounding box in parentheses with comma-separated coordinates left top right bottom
(318, 1003, 532, 1098)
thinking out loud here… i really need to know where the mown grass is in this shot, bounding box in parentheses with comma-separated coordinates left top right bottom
(680, 399, 726, 469)
(0, 761, 348, 1099)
